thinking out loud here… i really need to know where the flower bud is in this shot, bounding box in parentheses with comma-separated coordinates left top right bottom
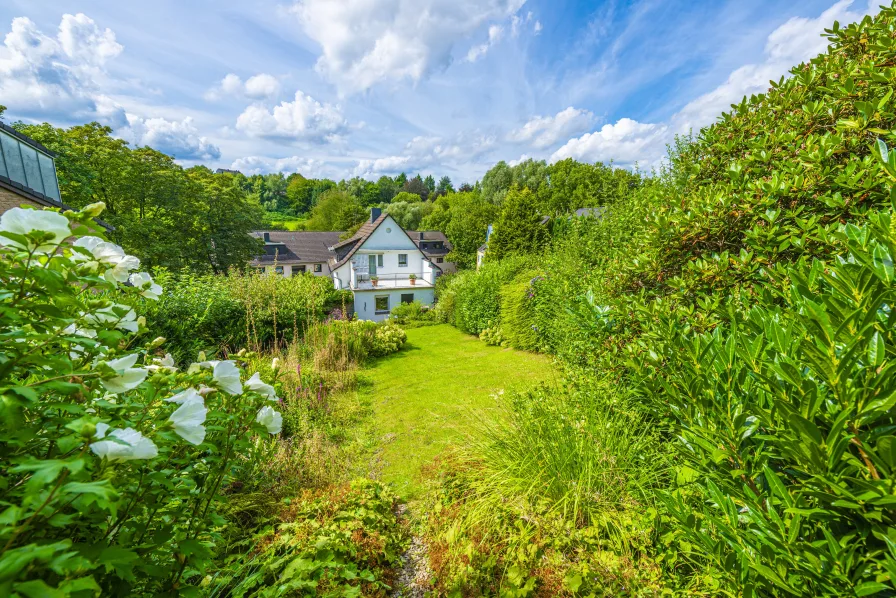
(197, 351, 207, 363)
(271, 357, 281, 371)
(80, 422, 97, 438)
(149, 336, 166, 349)
(82, 202, 107, 218)
(137, 316, 146, 328)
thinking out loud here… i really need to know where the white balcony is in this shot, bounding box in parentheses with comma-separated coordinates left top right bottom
(351, 272, 433, 290)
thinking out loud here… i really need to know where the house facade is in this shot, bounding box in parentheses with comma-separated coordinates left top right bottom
(0, 122, 64, 215)
(250, 208, 454, 321)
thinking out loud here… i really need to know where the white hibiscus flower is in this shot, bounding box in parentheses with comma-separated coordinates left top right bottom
(91, 427, 158, 461)
(245, 372, 278, 401)
(0, 208, 71, 253)
(256, 406, 283, 435)
(101, 354, 148, 393)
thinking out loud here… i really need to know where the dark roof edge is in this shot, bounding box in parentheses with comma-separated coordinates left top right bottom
(0, 122, 57, 157)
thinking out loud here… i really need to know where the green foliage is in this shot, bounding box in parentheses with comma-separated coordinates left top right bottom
(497, 270, 544, 352)
(422, 191, 498, 269)
(445, 256, 533, 335)
(305, 189, 367, 231)
(0, 206, 285, 596)
(209, 480, 405, 597)
(384, 197, 432, 230)
(486, 186, 548, 261)
(389, 300, 435, 326)
(13, 123, 264, 274)
(369, 321, 408, 357)
(428, 6, 896, 595)
(133, 269, 346, 363)
(632, 211, 896, 597)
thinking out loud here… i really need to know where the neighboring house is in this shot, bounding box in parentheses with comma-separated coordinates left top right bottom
(249, 231, 342, 277)
(249, 208, 455, 321)
(0, 122, 64, 215)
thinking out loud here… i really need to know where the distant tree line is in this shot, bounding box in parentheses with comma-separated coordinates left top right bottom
(10, 115, 641, 274)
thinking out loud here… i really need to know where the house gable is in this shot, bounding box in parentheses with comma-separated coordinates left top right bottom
(359, 215, 418, 252)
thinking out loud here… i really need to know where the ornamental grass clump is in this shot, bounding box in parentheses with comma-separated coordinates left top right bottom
(0, 205, 286, 596)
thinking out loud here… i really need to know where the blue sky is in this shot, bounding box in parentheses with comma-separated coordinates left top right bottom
(0, 0, 881, 183)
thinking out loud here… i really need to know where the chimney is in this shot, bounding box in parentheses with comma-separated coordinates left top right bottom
(419, 232, 424, 240)
(370, 207, 382, 222)
(263, 232, 270, 243)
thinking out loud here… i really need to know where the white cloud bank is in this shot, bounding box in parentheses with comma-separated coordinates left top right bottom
(121, 115, 221, 160)
(235, 91, 348, 143)
(0, 13, 124, 120)
(205, 73, 280, 101)
(509, 107, 595, 149)
(354, 132, 497, 177)
(290, 0, 527, 93)
(230, 155, 326, 176)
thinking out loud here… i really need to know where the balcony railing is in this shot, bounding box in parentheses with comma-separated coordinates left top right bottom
(351, 272, 433, 290)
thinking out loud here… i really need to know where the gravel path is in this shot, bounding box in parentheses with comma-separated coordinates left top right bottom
(391, 504, 432, 597)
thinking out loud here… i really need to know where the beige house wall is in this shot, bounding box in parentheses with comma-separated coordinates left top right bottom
(0, 187, 44, 214)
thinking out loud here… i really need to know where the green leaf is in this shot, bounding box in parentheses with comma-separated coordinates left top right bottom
(869, 332, 886, 368)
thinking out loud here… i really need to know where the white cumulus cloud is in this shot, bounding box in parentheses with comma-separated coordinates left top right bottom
(550, 118, 668, 166)
(121, 115, 221, 161)
(0, 13, 124, 120)
(354, 131, 497, 177)
(235, 91, 348, 143)
(508, 107, 595, 149)
(205, 73, 280, 101)
(230, 155, 326, 176)
(290, 0, 527, 93)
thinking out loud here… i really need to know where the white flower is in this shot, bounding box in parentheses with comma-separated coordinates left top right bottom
(245, 372, 278, 401)
(84, 305, 138, 333)
(94, 422, 110, 439)
(165, 387, 203, 405)
(101, 354, 148, 393)
(129, 271, 162, 300)
(64, 324, 97, 338)
(271, 357, 281, 371)
(0, 208, 71, 253)
(91, 427, 158, 461)
(147, 353, 177, 372)
(256, 406, 282, 435)
(168, 394, 207, 445)
(72, 236, 140, 282)
(105, 255, 140, 283)
(209, 361, 242, 395)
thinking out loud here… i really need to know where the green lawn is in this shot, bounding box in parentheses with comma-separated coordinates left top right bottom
(359, 324, 556, 499)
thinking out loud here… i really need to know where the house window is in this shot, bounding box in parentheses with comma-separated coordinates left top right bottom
(293, 265, 306, 276)
(314, 264, 322, 273)
(401, 294, 414, 304)
(275, 266, 284, 275)
(377, 254, 384, 267)
(375, 296, 389, 313)
(398, 254, 408, 267)
(437, 258, 444, 263)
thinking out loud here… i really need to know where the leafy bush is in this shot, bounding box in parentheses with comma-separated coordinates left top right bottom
(369, 321, 408, 357)
(497, 269, 545, 352)
(450, 255, 533, 335)
(134, 269, 349, 362)
(632, 210, 896, 597)
(209, 479, 406, 597)
(0, 205, 285, 595)
(389, 300, 435, 327)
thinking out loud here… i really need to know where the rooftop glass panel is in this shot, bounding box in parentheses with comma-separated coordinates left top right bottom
(0, 128, 61, 201)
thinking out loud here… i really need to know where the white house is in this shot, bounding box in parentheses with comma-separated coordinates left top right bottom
(250, 208, 454, 321)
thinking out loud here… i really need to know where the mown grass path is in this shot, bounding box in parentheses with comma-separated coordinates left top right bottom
(359, 324, 555, 499)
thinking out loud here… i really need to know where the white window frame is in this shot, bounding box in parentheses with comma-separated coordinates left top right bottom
(374, 295, 390, 314)
(398, 254, 408, 267)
